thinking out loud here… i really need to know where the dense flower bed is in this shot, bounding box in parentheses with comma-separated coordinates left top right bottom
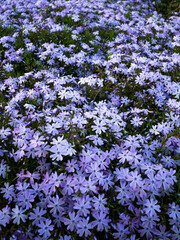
(0, 0, 180, 239)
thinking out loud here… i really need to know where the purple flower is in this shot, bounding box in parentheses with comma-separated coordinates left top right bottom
(74, 197, 91, 217)
(53, 212, 64, 227)
(116, 180, 130, 205)
(11, 205, 27, 225)
(112, 222, 130, 239)
(0, 161, 10, 178)
(101, 174, 114, 191)
(0, 206, 11, 227)
(72, 175, 87, 193)
(155, 169, 175, 191)
(77, 217, 92, 237)
(154, 225, 171, 240)
(172, 225, 180, 240)
(65, 159, 78, 173)
(29, 207, 46, 225)
(82, 178, 97, 194)
(89, 162, 103, 179)
(138, 226, 155, 239)
(47, 194, 65, 215)
(62, 175, 74, 195)
(168, 203, 180, 220)
(49, 172, 64, 192)
(141, 214, 160, 229)
(127, 170, 142, 189)
(64, 211, 80, 231)
(144, 198, 161, 217)
(0, 182, 15, 202)
(91, 211, 110, 231)
(18, 190, 35, 210)
(92, 194, 107, 211)
(38, 219, 54, 239)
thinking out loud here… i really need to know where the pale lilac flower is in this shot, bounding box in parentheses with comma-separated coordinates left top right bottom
(112, 222, 130, 239)
(47, 195, 65, 215)
(23, 171, 40, 184)
(92, 194, 107, 211)
(168, 203, 180, 220)
(130, 116, 143, 127)
(74, 197, 91, 217)
(144, 198, 161, 217)
(38, 219, 54, 239)
(91, 118, 107, 135)
(77, 217, 93, 237)
(35, 144, 49, 158)
(172, 225, 180, 240)
(64, 211, 80, 231)
(0, 161, 10, 178)
(0, 206, 11, 227)
(127, 171, 142, 189)
(0, 182, 15, 202)
(138, 226, 155, 239)
(29, 207, 47, 225)
(154, 225, 171, 240)
(91, 212, 110, 231)
(11, 205, 27, 225)
(3, 63, 13, 72)
(18, 191, 35, 210)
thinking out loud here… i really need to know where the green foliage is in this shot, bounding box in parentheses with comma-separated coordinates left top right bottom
(155, 0, 180, 18)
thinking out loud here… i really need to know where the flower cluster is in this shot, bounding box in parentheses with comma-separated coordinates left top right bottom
(0, 0, 180, 239)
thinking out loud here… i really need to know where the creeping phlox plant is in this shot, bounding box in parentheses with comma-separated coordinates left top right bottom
(0, 0, 180, 239)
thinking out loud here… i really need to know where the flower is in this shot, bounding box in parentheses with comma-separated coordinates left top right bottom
(91, 118, 107, 135)
(168, 203, 180, 220)
(11, 205, 27, 225)
(18, 190, 35, 210)
(64, 211, 80, 231)
(3, 63, 13, 72)
(49, 137, 75, 161)
(0, 161, 10, 178)
(29, 207, 47, 225)
(154, 225, 171, 240)
(77, 217, 92, 237)
(144, 198, 161, 217)
(127, 170, 142, 189)
(0, 182, 15, 202)
(62, 175, 74, 195)
(47, 195, 65, 215)
(130, 116, 143, 127)
(0, 206, 11, 227)
(91, 211, 110, 231)
(112, 222, 130, 239)
(30, 132, 45, 148)
(92, 194, 107, 211)
(74, 197, 91, 217)
(38, 219, 54, 239)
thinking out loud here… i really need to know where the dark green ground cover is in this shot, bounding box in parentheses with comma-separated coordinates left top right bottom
(155, 0, 179, 18)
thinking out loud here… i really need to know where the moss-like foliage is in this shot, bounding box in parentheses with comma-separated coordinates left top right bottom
(155, 0, 180, 18)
